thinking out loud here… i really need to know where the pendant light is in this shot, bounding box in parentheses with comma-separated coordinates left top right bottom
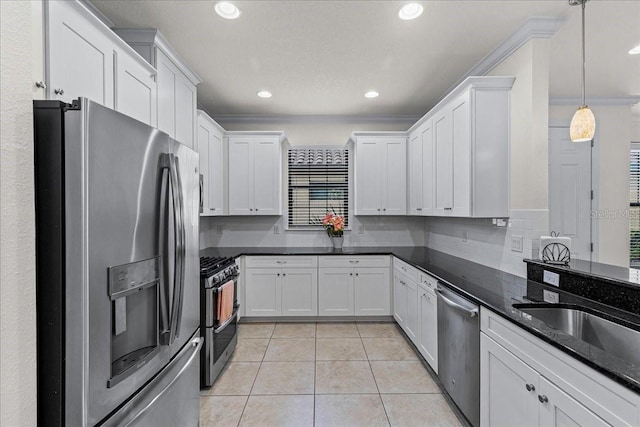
(569, 0, 596, 142)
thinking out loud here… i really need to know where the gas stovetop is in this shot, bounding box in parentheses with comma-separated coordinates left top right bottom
(200, 256, 239, 286)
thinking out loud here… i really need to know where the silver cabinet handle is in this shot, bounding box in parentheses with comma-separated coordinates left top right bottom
(526, 384, 535, 392)
(435, 288, 478, 317)
(54, 88, 64, 95)
(538, 395, 548, 403)
(349, 260, 359, 264)
(210, 208, 216, 211)
(276, 260, 287, 264)
(416, 208, 422, 211)
(35, 81, 46, 89)
(444, 207, 452, 211)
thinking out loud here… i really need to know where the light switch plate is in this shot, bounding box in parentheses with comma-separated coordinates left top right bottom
(543, 289, 560, 304)
(511, 235, 523, 253)
(543, 270, 560, 287)
(273, 225, 280, 234)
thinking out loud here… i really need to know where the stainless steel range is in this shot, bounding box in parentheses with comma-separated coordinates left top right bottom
(200, 256, 240, 387)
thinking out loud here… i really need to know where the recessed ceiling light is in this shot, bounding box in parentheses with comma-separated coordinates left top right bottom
(629, 45, 640, 55)
(364, 91, 379, 98)
(398, 3, 424, 20)
(257, 90, 272, 98)
(215, 2, 241, 19)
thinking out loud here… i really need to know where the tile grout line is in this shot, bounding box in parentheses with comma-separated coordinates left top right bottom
(362, 332, 392, 427)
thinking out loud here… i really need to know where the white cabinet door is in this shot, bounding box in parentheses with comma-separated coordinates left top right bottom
(156, 50, 178, 139)
(418, 286, 437, 372)
(393, 273, 407, 326)
(318, 268, 354, 316)
(245, 269, 280, 316)
(354, 268, 390, 316)
(197, 111, 224, 216)
(355, 138, 382, 215)
(421, 120, 434, 216)
(175, 74, 197, 149)
(383, 139, 407, 215)
(404, 278, 419, 342)
(197, 122, 211, 212)
(47, 0, 114, 107)
(228, 138, 253, 215)
(451, 92, 471, 217)
(480, 333, 539, 427)
(114, 48, 156, 127)
(253, 138, 281, 215)
(408, 128, 423, 215)
(281, 268, 318, 316)
(538, 377, 609, 427)
(433, 108, 453, 216)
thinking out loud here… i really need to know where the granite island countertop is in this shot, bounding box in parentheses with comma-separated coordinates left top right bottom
(201, 246, 640, 393)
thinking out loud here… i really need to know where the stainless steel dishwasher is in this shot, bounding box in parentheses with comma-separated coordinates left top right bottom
(436, 284, 480, 427)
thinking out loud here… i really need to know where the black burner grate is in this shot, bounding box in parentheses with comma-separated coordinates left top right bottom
(200, 256, 235, 278)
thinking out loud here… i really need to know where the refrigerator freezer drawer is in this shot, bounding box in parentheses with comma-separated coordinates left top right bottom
(102, 330, 202, 427)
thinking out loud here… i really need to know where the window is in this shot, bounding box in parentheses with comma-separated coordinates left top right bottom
(631, 144, 640, 266)
(288, 148, 349, 228)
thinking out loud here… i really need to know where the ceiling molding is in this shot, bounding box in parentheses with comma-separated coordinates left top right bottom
(444, 16, 566, 97)
(549, 96, 640, 106)
(80, 0, 115, 28)
(213, 115, 421, 125)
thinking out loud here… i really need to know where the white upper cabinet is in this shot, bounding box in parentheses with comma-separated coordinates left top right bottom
(115, 29, 202, 149)
(353, 133, 407, 216)
(227, 133, 283, 216)
(46, 1, 156, 126)
(408, 120, 434, 216)
(407, 76, 514, 218)
(197, 111, 225, 216)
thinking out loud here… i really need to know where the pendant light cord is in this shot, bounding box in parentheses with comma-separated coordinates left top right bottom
(581, 0, 586, 107)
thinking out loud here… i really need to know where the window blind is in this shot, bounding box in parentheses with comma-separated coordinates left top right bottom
(288, 148, 349, 227)
(631, 148, 640, 266)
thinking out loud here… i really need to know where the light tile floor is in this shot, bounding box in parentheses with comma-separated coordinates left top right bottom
(200, 322, 465, 427)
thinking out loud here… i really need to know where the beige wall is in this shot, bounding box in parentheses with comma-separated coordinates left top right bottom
(550, 104, 637, 267)
(0, 1, 38, 425)
(216, 120, 411, 146)
(488, 38, 550, 210)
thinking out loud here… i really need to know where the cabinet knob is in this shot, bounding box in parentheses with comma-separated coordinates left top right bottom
(54, 88, 64, 95)
(525, 384, 535, 392)
(355, 273, 359, 276)
(255, 208, 259, 211)
(282, 273, 286, 277)
(35, 81, 46, 89)
(250, 208, 253, 211)
(277, 273, 280, 276)
(383, 208, 386, 212)
(377, 208, 381, 211)
(537, 395, 548, 403)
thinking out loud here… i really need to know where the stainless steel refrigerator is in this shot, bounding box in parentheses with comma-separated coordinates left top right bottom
(34, 98, 201, 426)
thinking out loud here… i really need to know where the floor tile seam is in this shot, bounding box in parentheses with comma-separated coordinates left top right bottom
(364, 347, 392, 427)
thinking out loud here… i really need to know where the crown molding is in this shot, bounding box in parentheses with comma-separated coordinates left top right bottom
(213, 114, 420, 125)
(549, 96, 640, 106)
(444, 16, 565, 97)
(80, 0, 114, 28)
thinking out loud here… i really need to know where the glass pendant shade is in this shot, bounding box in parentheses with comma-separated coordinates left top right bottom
(569, 105, 596, 142)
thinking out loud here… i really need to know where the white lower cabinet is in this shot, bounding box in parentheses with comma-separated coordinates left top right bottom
(481, 308, 639, 427)
(393, 273, 407, 325)
(418, 283, 438, 372)
(354, 268, 390, 316)
(244, 264, 317, 317)
(318, 268, 354, 316)
(404, 279, 419, 342)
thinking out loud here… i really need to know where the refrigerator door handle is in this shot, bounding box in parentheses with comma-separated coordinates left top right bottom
(168, 154, 185, 345)
(158, 158, 171, 344)
(172, 155, 186, 340)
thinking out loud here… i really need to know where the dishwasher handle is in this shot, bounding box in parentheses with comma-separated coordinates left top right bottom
(436, 287, 479, 318)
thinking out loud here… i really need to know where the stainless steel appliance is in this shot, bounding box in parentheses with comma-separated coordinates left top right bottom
(437, 285, 480, 427)
(34, 98, 202, 426)
(200, 256, 240, 387)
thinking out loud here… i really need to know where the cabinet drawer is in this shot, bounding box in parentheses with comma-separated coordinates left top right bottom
(419, 272, 438, 292)
(318, 255, 390, 268)
(481, 308, 640, 426)
(245, 256, 318, 268)
(393, 258, 419, 282)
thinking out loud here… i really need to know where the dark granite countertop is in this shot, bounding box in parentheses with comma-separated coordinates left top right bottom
(201, 246, 640, 393)
(525, 257, 640, 289)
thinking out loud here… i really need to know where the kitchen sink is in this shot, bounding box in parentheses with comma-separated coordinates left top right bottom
(513, 304, 640, 366)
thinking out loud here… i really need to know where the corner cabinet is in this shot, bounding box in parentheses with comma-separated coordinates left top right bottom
(197, 110, 225, 216)
(46, 0, 157, 126)
(407, 76, 514, 218)
(115, 29, 202, 149)
(227, 132, 284, 216)
(481, 308, 640, 427)
(353, 133, 407, 216)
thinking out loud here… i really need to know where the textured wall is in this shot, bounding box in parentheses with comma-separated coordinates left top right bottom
(0, 1, 38, 425)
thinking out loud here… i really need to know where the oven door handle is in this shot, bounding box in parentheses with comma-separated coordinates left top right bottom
(211, 274, 239, 293)
(214, 307, 239, 334)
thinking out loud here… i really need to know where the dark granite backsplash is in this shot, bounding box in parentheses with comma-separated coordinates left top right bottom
(526, 260, 640, 316)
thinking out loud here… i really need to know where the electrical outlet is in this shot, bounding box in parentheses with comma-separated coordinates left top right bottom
(358, 225, 364, 234)
(543, 270, 560, 287)
(273, 225, 280, 234)
(462, 230, 467, 242)
(216, 224, 223, 235)
(511, 235, 523, 253)
(543, 289, 560, 304)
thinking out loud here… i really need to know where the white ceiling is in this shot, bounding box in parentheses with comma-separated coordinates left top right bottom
(91, 0, 640, 118)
